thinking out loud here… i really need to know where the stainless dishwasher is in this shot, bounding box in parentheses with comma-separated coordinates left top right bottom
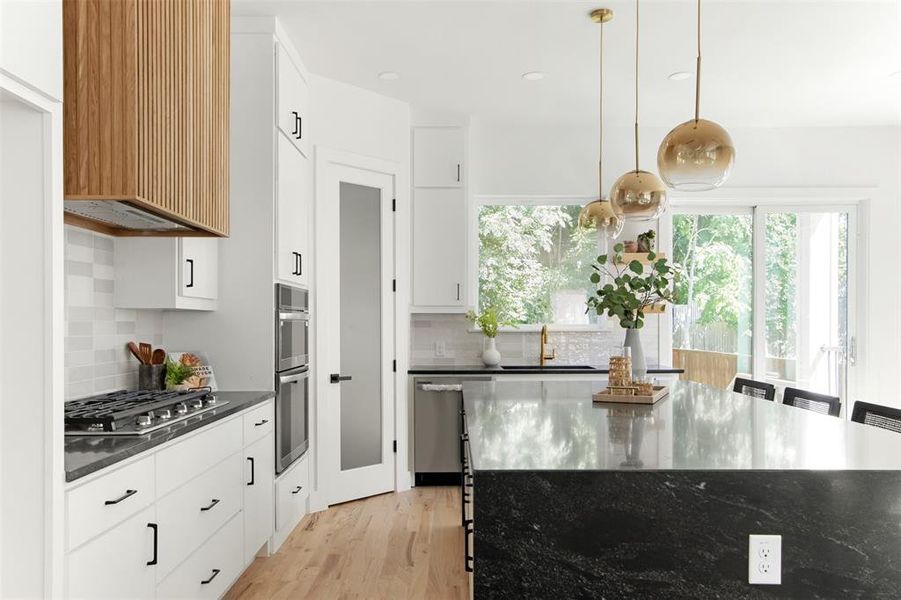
(413, 377, 489, 485)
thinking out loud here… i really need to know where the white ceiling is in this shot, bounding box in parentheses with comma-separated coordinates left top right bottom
(234, 0, 901, 128)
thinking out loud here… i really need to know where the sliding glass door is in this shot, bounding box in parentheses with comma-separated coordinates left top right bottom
(671, 204, 857, 411)
(756, 207, 856, 403)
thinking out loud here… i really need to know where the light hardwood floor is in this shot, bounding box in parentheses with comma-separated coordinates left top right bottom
(225, 486, 469, 600)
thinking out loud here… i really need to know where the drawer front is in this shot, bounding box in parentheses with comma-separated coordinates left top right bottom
(156, 513, 243, 600)
(67, 455, 155, 551)
(67, 505, 157, 600)
(275, 455, 309, 532)
(156, 416, 242, 497)
(156, 452, 243, 579)
(243, 400, 274, 447)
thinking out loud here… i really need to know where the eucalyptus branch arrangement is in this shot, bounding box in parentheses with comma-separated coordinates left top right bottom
(587, 243, 677, 329)
(466, 307, 514, 338)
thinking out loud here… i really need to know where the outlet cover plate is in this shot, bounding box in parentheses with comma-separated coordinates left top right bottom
(749, 534, 782, 585)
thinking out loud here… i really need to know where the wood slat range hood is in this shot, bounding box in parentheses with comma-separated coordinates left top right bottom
(63, 0, 230, 237)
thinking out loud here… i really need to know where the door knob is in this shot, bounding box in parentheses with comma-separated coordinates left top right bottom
(330, 374, 352, 384)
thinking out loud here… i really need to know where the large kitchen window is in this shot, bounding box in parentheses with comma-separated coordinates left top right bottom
(476, 200, 600, 326)
(671, 204, 857, 406)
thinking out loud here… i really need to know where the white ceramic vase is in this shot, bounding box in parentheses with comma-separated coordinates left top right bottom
(623, 328, 647, 379)
(482, 337, 501, 367)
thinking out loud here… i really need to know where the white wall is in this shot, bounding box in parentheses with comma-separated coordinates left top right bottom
(470, 119, 901, 407)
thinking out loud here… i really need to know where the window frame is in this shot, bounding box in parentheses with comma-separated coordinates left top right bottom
(469, 194, 610, 332)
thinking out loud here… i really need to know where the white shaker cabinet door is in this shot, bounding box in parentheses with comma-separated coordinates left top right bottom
(243, 432, 275, 564)
(66, 505, 157, 600)
(412, 188, 466, 308)
(276, 135, 310, 286)
(413, 127, 464, 188)
(179, 238, 219, 300)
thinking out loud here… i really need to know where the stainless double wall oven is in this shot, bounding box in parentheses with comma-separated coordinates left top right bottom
(275, 284, 310, 473)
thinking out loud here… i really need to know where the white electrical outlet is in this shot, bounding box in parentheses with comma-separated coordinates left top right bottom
(748, 534, 782, 585)
(434, 341, 446, 358)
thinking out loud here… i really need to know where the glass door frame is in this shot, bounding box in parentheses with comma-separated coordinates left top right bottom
(662, 196, 861, 417)
(753, 204, 859, 414)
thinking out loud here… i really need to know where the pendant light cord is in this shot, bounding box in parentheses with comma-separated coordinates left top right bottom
(694, 0, 701, 122)
(633, 0, 640, 173)
(598, 21, 604, 199)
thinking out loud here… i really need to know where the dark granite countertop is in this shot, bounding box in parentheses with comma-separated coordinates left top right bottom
(463, 379, 901, 471)
(65, 390, 274, 482)
(408, 364, 684, 375)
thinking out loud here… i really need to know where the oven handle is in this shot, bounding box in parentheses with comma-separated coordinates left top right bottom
(278, 311, 310, 321)
(279, 371, 310, 385)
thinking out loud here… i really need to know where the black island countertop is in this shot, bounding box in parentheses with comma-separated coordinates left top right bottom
(408, 364, 683, 375)
(462, 379, 901, 598)
(463, 379, 901, 471)
(65, 390, 274, 482)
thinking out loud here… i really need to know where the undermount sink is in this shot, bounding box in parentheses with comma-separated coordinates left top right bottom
(501, 365, 597, 370)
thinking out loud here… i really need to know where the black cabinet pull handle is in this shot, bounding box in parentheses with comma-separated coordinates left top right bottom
(185, 258, 194, 288)
(105, 489, 137, 505)
(201, 569, 221, 585)
(457, 163, 461, 182)
(330, 374, 352, 384)
(292, 485, 303, 494)
(297, 252, 302, 276)
(254, 419, 269, 427)
(247, 457, 255, 486)
(291, 111, 299, 136)
(296, 115, 303, 140)
(200, 498, 220, 512)
(147, 523, 158, 566)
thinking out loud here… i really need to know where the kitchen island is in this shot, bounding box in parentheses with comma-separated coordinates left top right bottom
(462, 380, 901, 598)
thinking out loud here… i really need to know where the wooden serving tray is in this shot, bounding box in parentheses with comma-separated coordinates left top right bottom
(592, 385, 669, 405)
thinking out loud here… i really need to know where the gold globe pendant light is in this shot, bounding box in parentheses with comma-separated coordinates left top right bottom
(579, 8, 624, 241)
(609, 0, 668, 221)
(657, 0, 735, 191)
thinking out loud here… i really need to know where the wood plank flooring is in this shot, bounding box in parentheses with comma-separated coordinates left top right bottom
(225, 486, 469, 600)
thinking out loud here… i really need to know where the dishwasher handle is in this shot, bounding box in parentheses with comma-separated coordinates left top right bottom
(418, 383, 463, 392)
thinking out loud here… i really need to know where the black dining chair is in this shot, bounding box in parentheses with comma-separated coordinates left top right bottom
(733, 377, 776, 401)
(782, 387, 841, 417)
(851, 401, 901, 434)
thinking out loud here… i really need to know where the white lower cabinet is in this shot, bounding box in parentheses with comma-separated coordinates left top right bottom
(243, 433, 274, 564)
(156, 513, 244, 600)
(65, 399, 279, 599)
(271, 454, 309, 552)
(156, 452, 243, 579)
(66, 505, 157, 600)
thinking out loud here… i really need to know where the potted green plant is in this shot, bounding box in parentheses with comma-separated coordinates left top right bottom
(587, 243, 676, 377)
(637, 229, 656, 253)
(165, 358, 195, 391)
(466, 307, 512, 367)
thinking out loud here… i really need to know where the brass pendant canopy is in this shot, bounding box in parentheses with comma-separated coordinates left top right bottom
(657, 0, 734, 191)
(579, 7, 624, 239)
(609, 0, 667, 221)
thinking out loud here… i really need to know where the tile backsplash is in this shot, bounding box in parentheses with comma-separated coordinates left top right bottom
(411, 313, 661, 367)
(65, 227, 164, 399)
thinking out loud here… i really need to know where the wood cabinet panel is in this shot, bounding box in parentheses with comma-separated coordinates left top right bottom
(63, 0, 229, 236)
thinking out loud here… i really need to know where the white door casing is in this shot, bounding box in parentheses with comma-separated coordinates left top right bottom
(315, 149, 398, 505)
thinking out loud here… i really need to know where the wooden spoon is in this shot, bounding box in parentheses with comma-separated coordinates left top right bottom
(151, 348, 166, 365)
(127, 342, 146, 364)
(140, 342, 152, 365)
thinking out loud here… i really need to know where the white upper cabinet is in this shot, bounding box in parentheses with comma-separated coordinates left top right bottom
(180, 238, 219, 301)
(411, 125, 468, 311)
(276, 42, 311, 158)
(276, 134, 311, 286)
(412, 188, 467, 308)
(0, 0, 63, 101)
(413, 127, 465, 188)
(115, 238, 218, 310)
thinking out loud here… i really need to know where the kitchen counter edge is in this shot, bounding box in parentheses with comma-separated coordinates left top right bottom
(64, 390, 275, 483)
(408, 365, 684, 375)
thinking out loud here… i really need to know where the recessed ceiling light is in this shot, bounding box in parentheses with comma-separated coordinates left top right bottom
(522, 71, 546, 81)
(378, 71, 400, 81)
(668, 71, 692, 81)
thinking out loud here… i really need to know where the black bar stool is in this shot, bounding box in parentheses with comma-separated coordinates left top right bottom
(733, 377, 775, 401)
(851, 401, 901, 434)
(782, 387, 841, 417)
